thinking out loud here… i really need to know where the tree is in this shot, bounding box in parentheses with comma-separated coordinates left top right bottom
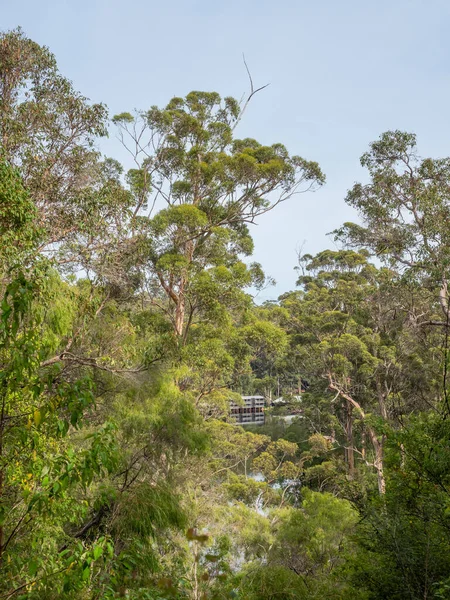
(335, 130, 450, 336)
(238, 490, 361, 600)
(349, 413, 450, 600)
(0, 28, 132, 272)
(0, 269, 121, 598)
(280, 249, 442, 494)
(113, 91, 325, 340)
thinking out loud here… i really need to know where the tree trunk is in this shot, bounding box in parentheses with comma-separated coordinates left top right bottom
(361, 431, 366, 461)
(174, 294, 185, 338)
(328, 378, 386, 494)
(439, 279, 450, 320)
(369, 429, 386, 495)
(174, 240, 194, 339)
(344, 401, 355, 478)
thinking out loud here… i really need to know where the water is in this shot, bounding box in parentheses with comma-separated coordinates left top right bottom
(231, 412, 265, 425)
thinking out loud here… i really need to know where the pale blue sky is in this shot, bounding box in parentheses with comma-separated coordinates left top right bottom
(2, 0, 450, 298)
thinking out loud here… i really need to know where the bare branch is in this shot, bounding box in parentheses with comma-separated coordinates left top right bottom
(232, 54, 270, 131)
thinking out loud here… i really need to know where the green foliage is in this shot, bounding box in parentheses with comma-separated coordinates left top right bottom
(238, 491, 361, 600)
(0, 160, 40, 269)
(0, 272, 119, 598)
(0, 27, 133, 274)
(348, 413, 450, 599)
(113, 89, 324, 348)
(4, 27, 450, 600)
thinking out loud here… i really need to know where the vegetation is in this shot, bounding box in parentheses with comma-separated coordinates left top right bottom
(1, 27, 450, 599)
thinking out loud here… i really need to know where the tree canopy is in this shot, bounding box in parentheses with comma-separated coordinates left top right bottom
(1, 27, 450, 600)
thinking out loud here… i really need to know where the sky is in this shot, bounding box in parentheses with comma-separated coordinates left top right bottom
(2, 0, 450, 299)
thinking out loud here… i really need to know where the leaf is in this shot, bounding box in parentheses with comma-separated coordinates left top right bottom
(33, 409, 41, 427)
(28, 560, 38, 577)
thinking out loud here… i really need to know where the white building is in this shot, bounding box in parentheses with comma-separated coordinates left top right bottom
(230, 395, 265, 424)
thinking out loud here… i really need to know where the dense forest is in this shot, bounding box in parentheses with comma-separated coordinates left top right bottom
(1, 28, 450, 599)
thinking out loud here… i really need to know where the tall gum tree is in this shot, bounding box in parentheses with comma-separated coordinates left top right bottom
(282, 250, 387, 492)
(335, 131, 450, 416)
(281, 249, 442, 494)
(113, 91, 325, 340)
(336, 131, 450, 329)
(0, 28, 132, 273)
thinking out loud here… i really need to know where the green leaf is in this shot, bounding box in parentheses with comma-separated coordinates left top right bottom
(29, 559, 38, 577)
(33, 409, 42, 427)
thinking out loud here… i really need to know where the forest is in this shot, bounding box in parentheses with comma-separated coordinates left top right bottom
(1, 27, 450, 599)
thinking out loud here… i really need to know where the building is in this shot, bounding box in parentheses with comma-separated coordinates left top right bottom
(230, 395, 265, 425)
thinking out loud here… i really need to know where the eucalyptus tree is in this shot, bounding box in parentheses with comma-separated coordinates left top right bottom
(0, 28, 132, 274)
(237, 490, 361, 600)
(336, 131, 450, 339)
(0, 28, 150, 378)
(0, 270, 120, 597)
(281, 249, 441, 494)
(113, 91, 325, 341)
(330, 130, 450, 595)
